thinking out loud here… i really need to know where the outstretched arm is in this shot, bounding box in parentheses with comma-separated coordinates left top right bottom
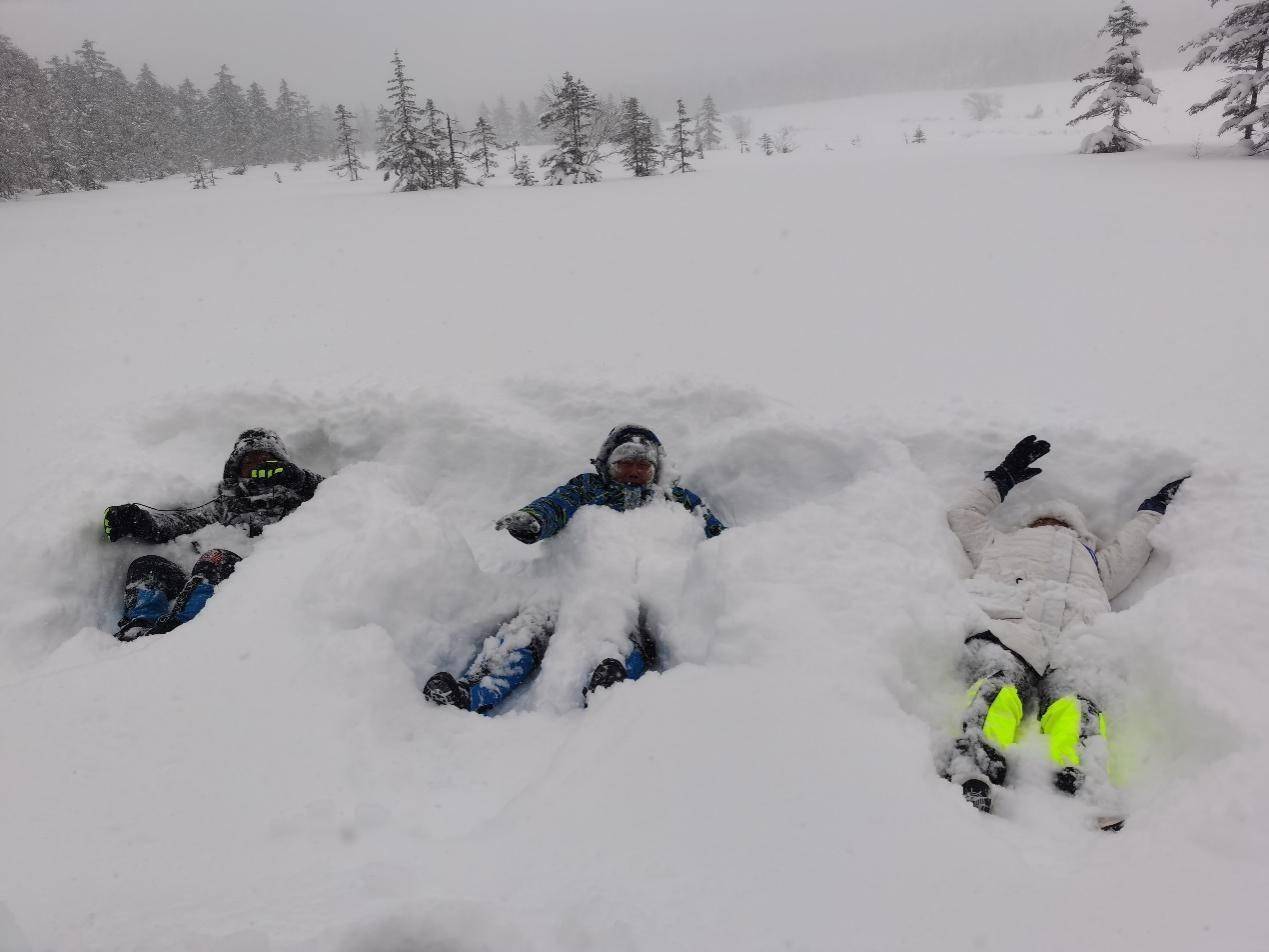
(673, 487, 726, 538)
(103, 499, 224, 544)
(947, 481, 1002, 567)
(1098, 477, 1187, 599)
(500, 474, 604, 543)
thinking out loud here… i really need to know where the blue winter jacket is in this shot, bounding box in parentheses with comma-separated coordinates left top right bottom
(516, 424, 726, 542)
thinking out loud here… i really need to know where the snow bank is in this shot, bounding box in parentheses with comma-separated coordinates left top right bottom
(2, 71, 1268, 952)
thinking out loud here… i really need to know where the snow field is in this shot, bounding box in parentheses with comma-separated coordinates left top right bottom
(2, 70, 1269, 951)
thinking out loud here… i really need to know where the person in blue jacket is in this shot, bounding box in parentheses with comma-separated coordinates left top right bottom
(103, 428, 323, 641)
(423, 424, 725, 713)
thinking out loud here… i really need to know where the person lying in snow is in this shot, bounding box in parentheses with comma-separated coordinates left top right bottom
(423, 424, 725, 713)
(102, 428, 323, 641)
(942, 435, 1186, 816)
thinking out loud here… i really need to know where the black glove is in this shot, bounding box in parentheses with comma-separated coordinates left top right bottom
(985, 435, 1050, 499)
(103, 504, 158, 543)
(1140, 476, 1189, 514)
(495, 510, 542, 544)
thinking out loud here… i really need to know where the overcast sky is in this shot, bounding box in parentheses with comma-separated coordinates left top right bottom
(2, 0, 1214, 117)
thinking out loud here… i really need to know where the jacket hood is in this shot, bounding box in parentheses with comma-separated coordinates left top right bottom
(1012, 498, 1100, 547)
(221, 428, 291, 487)
(592, 424, 666, 484)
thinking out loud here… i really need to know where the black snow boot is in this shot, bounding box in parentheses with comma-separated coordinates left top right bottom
(962, 779, 993, 814)
(582, 658, 629, 707)
(423, 672, 472, 711)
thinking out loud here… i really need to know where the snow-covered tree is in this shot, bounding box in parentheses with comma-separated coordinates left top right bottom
(244, 82, 274, 165)
(376, 52, 437, 191)
(511, 149, 537, 185)
(515, 99, 538, 145)
(1183, 1, 1269, 154)
(172, 78, 210, 172)
(728, 113, 752, 153)
(912, 125, 927, 144)
(329, 104, 366, 180)
(274, 80, 306, 168)
(664, 98, 695, 173)
(207, 64, 249, 168)
(468, 115, 500, 179)
(1068, 3, 1160, 153)
(492, 96, 514, 142)
(758, 132, 774, 155)
(0, 34, 53, 197)
(776, 125, 797, 153)
(697, 95, 723, 150)
(963, 91, 1003, 121)
(130, 64, 180, 179)
(441, 112, 472, 188)
(538, 71, 602, 184)
(614, 96, 659, 177)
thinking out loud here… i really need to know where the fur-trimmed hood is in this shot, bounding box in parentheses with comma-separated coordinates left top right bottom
(1010, 498, 1100, 547)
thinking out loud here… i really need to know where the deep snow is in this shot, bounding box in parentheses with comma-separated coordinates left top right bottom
(1, 70, 1267, 952)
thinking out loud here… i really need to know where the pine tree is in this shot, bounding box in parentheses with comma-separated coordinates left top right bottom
(207, 64, 249, 168)
(515, 99, 537, 145)
(1183, 1, 1269, 153)
(244, 82, 274, 165)
(758, 132, 774, 155)
(0, 34, 54, 196)
(511, 144, 537, 185)
(728, 114, 752, 153)
(492, 96, 514, 142)
(664, 98, 695, 173)
(442, 112, 471, 188)
(1069, 2, 1160, 153)
(330, 104, 366, 180)
(538, 72, 602, 184)
(912, 125, 927, 144)
(614, 96, 659, 176)
(697, 95, 723, 150)
(173, 78, 210, 172)
(376, 51, 436, 191)
(130, 64, 179, 179)
(274, 80, 305, 168)
(467, 115, 501, 179)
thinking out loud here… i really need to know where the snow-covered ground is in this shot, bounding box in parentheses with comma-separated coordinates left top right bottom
(1, 69, 1267, 952)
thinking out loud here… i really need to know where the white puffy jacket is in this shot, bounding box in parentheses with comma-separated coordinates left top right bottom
(948, 480, 1160, 674)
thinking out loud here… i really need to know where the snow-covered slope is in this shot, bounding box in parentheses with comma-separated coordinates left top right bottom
(1, 71, 1267, 952)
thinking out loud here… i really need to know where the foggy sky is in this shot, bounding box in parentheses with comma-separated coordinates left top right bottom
(2, 0, 1214, 117)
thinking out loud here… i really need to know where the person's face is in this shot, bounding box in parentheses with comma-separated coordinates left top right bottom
(611, 458, 655, 486)
(1029, 517, 1071, 530)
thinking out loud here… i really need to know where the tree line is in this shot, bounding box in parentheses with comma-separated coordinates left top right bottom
(0, 35, 336, 197)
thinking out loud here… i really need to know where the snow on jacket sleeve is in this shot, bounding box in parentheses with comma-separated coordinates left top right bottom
(125, 499, 226, 544)
(947, 480, 1002, 568)
(520, 474, 605, 541)
(1096, 509, 1161, 599)
(673, 486, 726, 538)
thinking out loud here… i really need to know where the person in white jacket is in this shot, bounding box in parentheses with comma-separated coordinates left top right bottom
(942, 435, 1186, 815)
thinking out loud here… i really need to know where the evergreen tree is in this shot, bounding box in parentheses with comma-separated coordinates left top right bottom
(664, 98, 695, 173)
(614, 96, 659, 176)
(512, 153, 538, 185)
(468, 114, 501, 179)
(376, 51, 436, 191)
(912, 125, 927, 144)
(1183, 1, 1269, 153)
(697, 95, 723, 150)
(274, 80, 305, 167)
(130, 64, 179, 179)
(1069, 2, 1160, 153)
(173, 78, 210, 171)
(442, 112, 472, 188)
(0, 34, 53, 196)
(244, 82, 274, 165)
(538, 71, 602, 184)
(728, 114, 752, 153)
(515, 99, 537, 144)
(330, 104, 366, 180)
(493, 96, 514, 142)
(207, 64, 249, 168)
(758, 132, 775, 155)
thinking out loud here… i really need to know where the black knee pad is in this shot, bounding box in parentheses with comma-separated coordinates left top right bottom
(124, 555, 186, 599)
